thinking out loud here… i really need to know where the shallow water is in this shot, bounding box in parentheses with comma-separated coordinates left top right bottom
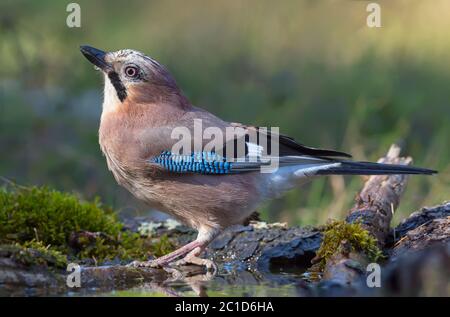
(97, 272, 308, 297)
(64, 266, 313, 297)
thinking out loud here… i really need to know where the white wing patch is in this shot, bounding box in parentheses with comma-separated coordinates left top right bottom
(246, 142, 264, 159)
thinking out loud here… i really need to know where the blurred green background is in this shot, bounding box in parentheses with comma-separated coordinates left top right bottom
(1, 0, 449, 226)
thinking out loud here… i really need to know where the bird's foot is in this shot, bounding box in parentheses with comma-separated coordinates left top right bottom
(170, 255, 218, 275)
(127, 238, 219, 276)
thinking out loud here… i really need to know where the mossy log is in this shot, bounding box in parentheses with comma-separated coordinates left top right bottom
(347, 144, 412, 247)
(312, 145, 449, 295)
(315, 144, 412, 285)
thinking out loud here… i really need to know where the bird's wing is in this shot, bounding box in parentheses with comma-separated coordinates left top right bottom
(145, 114, 435, 176)
(149, 149, 336, 174)
(146, 115, 351, 175)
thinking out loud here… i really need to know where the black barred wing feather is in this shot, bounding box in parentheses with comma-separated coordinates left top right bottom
(228, 122, 351, 159)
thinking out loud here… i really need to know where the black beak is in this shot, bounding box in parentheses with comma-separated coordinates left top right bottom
(80, 45, 112, 72)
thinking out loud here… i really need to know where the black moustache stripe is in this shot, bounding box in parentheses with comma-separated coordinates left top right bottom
(108, 71, 127, 102)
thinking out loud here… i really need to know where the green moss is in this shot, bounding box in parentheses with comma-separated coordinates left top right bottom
(0, 185, 158, 265)
(0, 241, 68, 268)
(314, 220, 384, 271)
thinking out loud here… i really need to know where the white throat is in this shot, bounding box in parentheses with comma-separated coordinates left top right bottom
(102, 74, 122, 114)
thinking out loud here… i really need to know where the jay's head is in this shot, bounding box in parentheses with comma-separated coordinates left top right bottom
(80, 45, 186, 113)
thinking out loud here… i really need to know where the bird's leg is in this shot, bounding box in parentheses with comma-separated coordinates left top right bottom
(169, 227, 219, 273)
(128, 227, 220, 272)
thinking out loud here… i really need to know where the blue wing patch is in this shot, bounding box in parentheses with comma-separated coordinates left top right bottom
(149, 151, 233, 175)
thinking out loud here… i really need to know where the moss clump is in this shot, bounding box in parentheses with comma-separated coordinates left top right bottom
(0, 241, 68, 268)
(314, 220, 384, 270)
(0, 185, 155, 265)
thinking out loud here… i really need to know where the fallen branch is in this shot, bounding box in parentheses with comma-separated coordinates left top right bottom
(347, 144, 412, 246)
(317, 144, 411, 284)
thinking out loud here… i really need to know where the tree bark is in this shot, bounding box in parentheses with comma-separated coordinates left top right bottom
(320, 144, 412, 284)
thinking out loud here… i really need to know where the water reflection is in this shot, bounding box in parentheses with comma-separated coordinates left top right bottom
(97, 269, 310, 297)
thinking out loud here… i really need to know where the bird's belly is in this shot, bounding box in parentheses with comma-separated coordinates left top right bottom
(101, 145, 264, 230)
(129, 173, 263, 230)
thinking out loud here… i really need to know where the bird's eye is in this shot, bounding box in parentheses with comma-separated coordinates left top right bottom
(124, 66, 139, 78)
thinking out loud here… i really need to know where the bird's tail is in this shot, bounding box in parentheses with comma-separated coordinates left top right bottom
(315, 160, 437, 176)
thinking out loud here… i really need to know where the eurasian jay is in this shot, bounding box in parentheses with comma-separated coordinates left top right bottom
(80, 45, 436, 272)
